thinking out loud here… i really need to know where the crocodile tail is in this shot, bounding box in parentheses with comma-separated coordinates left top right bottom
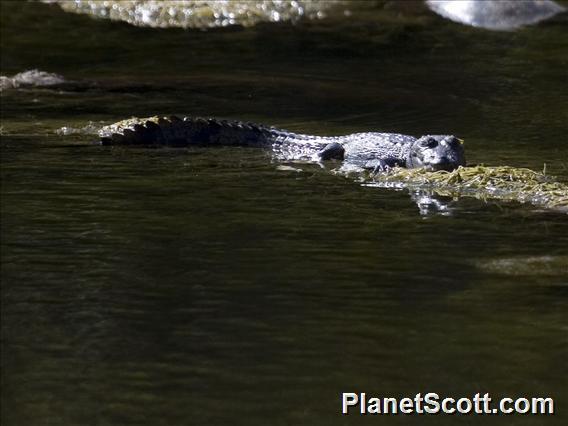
(99, 116, 275, 146)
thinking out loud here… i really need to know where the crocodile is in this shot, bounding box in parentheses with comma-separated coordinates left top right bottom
(99, 116, 466, 172)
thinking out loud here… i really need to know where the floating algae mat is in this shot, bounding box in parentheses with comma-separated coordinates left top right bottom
(369, 165, 568, 212)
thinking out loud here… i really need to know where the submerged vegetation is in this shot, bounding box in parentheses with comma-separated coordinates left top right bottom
(369, 165, 568, 212)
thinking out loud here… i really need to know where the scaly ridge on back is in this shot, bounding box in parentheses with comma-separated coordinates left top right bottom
(99, 115, 282, 147)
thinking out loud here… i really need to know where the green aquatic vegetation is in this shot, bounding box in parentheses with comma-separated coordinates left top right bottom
(370, 165, 568, 212)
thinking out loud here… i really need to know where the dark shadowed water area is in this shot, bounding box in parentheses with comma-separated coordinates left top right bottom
(1, 2, 567, 425)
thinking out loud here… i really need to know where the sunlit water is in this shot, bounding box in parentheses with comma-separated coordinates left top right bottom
(1, 2, 567, 425)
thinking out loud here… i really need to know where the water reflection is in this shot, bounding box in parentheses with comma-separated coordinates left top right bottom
(410, 190, 456, 216)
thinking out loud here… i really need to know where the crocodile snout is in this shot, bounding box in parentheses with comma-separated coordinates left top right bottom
(426, 156, 460, 171)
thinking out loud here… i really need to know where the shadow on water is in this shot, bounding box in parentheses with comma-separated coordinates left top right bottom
(1, 1, 567, 425)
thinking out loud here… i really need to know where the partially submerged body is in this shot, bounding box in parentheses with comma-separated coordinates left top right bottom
(94, 116, 568, 213)
(99, 116, 466, 173)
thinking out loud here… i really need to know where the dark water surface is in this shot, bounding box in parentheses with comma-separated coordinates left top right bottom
(1, 2, 567, 425)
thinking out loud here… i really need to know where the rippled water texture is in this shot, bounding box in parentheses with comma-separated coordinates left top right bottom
(1, 2, 567, 425)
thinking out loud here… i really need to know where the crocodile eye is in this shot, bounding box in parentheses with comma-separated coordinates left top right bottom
(420, 138, 438, 148)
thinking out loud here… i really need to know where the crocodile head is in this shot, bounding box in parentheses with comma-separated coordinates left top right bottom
(407, 135, 466, 171)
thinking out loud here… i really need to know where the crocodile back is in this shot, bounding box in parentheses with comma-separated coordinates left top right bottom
(98, 116, 418, 167)
(99, 115, 342, 161)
